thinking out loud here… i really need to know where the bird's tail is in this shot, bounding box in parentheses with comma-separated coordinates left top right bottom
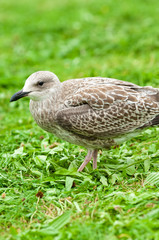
(150, 114, 159, 126)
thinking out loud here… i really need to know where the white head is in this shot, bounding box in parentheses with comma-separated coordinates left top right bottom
(10, 71, 61, 102)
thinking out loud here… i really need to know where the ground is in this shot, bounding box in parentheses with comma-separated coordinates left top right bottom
(0, 0, 159, 239)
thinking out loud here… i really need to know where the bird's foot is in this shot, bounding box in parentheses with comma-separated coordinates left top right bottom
(93, 149, 98, 170)
(78, 149, 98, 172)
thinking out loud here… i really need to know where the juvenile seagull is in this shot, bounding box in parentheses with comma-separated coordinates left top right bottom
(10, 71, 159, 171)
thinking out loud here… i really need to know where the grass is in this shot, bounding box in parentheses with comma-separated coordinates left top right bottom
(0, 0, 159, 239)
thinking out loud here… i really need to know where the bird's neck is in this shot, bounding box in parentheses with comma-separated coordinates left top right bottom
(29, 88, 62, 127)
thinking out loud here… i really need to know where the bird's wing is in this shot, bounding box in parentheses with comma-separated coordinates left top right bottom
(56, 81, 159, 139)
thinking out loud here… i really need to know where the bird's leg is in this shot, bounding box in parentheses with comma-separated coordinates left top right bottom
(93, 149, 98, 170)
(78, 150, 93, 172)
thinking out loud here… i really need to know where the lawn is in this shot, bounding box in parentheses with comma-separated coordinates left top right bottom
(0, 0, 159, 239)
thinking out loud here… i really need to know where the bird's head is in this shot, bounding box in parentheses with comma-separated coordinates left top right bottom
(10, 71, 60, 102)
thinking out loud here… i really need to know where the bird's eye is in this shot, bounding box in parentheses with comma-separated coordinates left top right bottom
(38, 81, 44, 86)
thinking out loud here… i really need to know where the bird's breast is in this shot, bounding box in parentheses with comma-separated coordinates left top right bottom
(29, 98, 60, 132)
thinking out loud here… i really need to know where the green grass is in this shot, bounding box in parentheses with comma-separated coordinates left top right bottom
(0, 0, 159, 239)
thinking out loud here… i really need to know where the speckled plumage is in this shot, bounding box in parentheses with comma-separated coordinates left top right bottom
(10, 71, 159, 171)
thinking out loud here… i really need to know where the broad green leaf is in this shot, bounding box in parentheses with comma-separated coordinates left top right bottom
(100, 176, 108, 186)
(65, 176, 74, 191)
(49, 144, 65, 155)
(110, 174, 122, 185)
(144, 159, 150, 172)
(33, 155, 47, 167)
(145, 172, 159, 186)
(11, 147, 27, 158)
(126, 158, 136, 175)
(74, 201, 81, 212)
(32, 211, 72, 235)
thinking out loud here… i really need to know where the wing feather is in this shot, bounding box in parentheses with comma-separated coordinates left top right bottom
(56, 79, 159, 139)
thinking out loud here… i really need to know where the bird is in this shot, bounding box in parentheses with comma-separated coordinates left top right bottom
(10, 71, 159, 172)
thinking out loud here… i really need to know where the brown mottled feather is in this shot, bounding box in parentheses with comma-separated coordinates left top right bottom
(56, 78, 159, 140)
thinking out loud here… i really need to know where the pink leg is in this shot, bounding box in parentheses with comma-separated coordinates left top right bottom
(93, 149, 98, 170)
(78, 150, 93, 172)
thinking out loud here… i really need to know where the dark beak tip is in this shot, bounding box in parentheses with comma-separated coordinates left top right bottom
(10, 96, 16, 102)
(10, 90, 30, 102)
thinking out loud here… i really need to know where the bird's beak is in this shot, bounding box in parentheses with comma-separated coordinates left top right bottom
(10, 90, 30, 102)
